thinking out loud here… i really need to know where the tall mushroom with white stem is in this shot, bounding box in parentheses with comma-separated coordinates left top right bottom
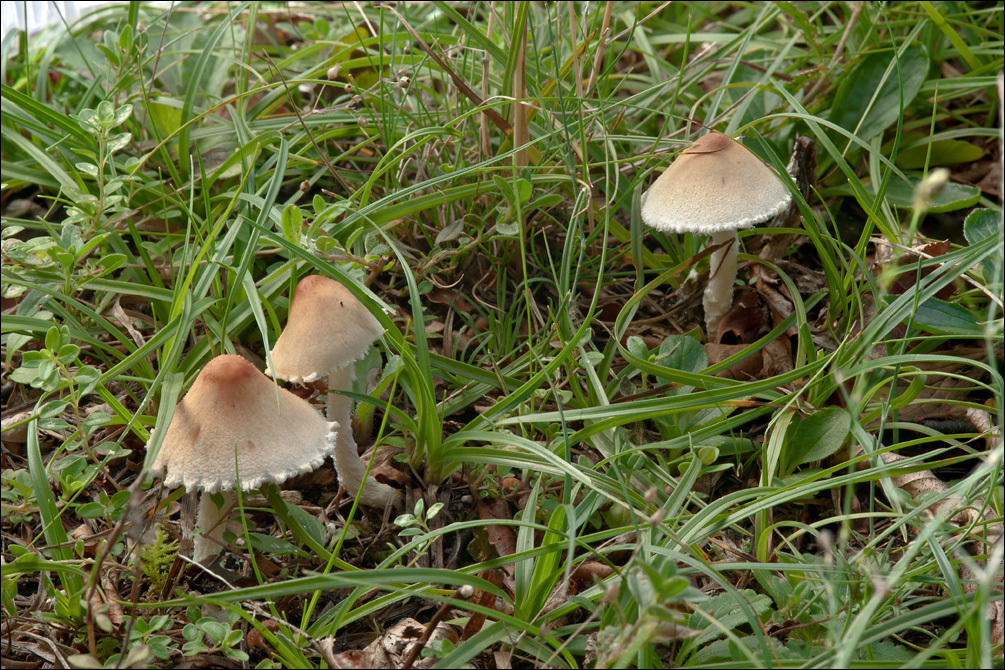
(150, 355, 337, 564)
(266, 274, 402, 509)
(640, 132, 792, 336)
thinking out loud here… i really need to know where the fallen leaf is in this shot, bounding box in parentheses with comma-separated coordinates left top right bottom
(714, 288, 767, 345)
(571, 561, 616, 583)
(704, 343, 763, 380)
(477, 499, 517, 558)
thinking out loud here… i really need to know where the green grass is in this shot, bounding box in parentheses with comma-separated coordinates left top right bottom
(1, 2, 1003, 668)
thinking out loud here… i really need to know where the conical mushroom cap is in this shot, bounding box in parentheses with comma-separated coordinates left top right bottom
(151, 355, 337, 493)
(641, 132, 791, 234)
(266, 275, 384, 383)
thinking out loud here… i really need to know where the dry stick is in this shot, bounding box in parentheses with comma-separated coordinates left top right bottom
(384, 5, 512, 134)
(260, 51, 353, 193)
(608, 0, 673, 43)
(568, 1, 584, 99)
(83, 477, 147, 659)
(512, 20, 529, 168)
(585, 1, 614, 95)
(149, 1, 176, 90)
(400, 586, 475, 670)
(804, 2, 862, 105)
(479, 4, 497, 157)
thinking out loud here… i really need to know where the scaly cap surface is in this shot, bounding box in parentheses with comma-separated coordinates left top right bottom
(266, 275, 384, 383)
(641, 132, 791, 234)
(151, 355, 337, 493)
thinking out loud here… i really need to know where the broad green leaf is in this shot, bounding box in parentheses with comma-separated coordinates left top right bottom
(285, 501, 327, 548)
(904, 296, 983, 335)
(833, 175, 981, 213)
(964, 208, 1003, 280)
(829, 44, 928, 145)
(685, 589, 773, 647)
(785, 407, 851, 474)
(888, 133, 985, 169)
(883, 175, 981, 212)
(657, 335, 708, 374)
(245, 532, 305, 556)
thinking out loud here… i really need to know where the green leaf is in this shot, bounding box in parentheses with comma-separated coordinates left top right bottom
(514, 178, 532, 205)
(833, 175, 981, 213)
(281, 204, 302, 243)
(902, 296, 983, 335)
(284, 501, 326, 548)
(889, 133, 985, 169)
(95, 253, 127, 276)
(106, 132, 132, 154)
(112, 104, 133, 128)
(657, 336, 708, 374)
(45, 326, 63, 351)
(494, 222, 519, 237)
(199, 619, 230, 644)
(246, 532, 304, 556)
(828, 44, 928, 145)
(784, 407, 851, 474)
(685, 589, 773, 647)
(75, 162, 99, 177)
(964, 208, 1003, 280)
(885, 175, 981, 212)
(492, 175, 514, 206)
(76, 502, 106, 519)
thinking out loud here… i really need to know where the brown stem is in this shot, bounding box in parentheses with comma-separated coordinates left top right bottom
(400, 586, 473, 670)
(383, 5, 512, 134)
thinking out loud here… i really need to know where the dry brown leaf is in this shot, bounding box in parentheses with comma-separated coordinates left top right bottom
(762, 338, 793, 377)
(321, 616, 456, 670)
(1, 411, 32, 444)
(704, 343, 763, 381)
(875, 238, 959, 301)
(869, 450, 976, 526)
(714, 288, 766, 345)
(427, 287, 475, 313)
(571, 561, 616, 582)
(321, 639, 390, 669)
(477, 499, 517, 558)
(360, 446, 410, 488)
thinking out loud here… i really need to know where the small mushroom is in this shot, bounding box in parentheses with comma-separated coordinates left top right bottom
(641, 132, 791, 335)
(151, 354, 337, 563)
(266, 275, 402, 509)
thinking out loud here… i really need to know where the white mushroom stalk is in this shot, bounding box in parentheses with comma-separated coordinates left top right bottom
(704, 230, 739, 336)
(193, 491, 237, 564)
(325, 364, 399, 508)
(267, 274, 403, 509)
(640, 132, 791, 336)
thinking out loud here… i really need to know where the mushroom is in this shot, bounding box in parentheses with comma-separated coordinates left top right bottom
(151, 354, 337, 563)
(640, 132, 791, 335)
(266, 275, 401, 509)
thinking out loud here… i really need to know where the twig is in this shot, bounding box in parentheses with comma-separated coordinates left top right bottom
(586, 2, 613, 95)
(804, 2, 862, 105)
(260, 51, 353, 193)
(383, 5, 512, 134)
(609, 0, 673, 43)
(400, 585, 475, 670)
(512, 18, 528, 167)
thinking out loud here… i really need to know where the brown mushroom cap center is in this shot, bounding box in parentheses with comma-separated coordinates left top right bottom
(683, 131, 732, 155)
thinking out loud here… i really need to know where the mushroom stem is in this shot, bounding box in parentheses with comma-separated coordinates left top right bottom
(325, 366, 402, 508)
(193, 490, 237, 564)
(704, 230, 740, 336)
